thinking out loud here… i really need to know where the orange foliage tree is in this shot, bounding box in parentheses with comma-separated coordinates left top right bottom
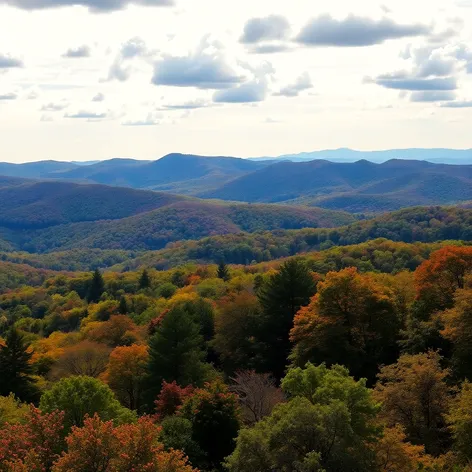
(414, 246, 472, 318)
(52, 414, 197, 472)
(290, 267, 400, 381)
(101, 344, 149, 411)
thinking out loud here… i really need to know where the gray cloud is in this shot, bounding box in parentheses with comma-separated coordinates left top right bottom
(0, 54, 23, 68)
(161, 99, 211, 110)
(240, 15, 290, 44)
(152, 40, 244, 89)
(249, 43, 292, 54)
(0, 0, 174, 12)
(416, 56, 456, 78)
(41, 101, 69, 111)
(410, 91, 456, 102)
(373, 73, 457, 91)
(62, 45, 91, 58)
(440, 100, 472, 108)
(107, 37, 150, 82)
(296, 14, 430, 47)
(92, 92, 105, 102)
(65, 110, 107, 119)
(213, 80, 267, 103)
(275, 72, 312, 97)
(0, 92, 18, 100)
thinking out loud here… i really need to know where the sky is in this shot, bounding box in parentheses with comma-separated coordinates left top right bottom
(1, 0, 472, 162)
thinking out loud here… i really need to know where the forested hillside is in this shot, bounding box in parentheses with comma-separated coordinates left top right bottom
(114, 206, 472, 269)
(0, 179, 355, 253)
(2, 243, 472, 471)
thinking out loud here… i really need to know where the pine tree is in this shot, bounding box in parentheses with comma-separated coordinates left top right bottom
(87, 269, 105, 303)
(118, 296, 128, 315)
(0, 329, 39, 402)
(139, 269, 151, 290)
(217, 261, 230, 282)
(257, 259, 316, 379)
(146, 306, 210, 408)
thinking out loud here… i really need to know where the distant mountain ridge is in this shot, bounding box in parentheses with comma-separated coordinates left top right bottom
(2, 151, 472, 213)
(203, 159, 472, 212)
(261, 148, 472, 165)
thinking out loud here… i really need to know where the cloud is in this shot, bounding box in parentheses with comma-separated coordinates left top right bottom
(40, 114, 54, 122)
(0, 54, 23, 69)
(92, 92, 105, 102)
(160, 99, 211, 110)
(213, 79, 268, 103)
(0, 0, 174, 12)
(152, 37, 244, 89)
(441, 100, 472, 108)
(296, 14, 430, 47)
(240, 15, 290, 44)
(373, 74, 457, 91)
(62, 45, 91, 58)
(274, 72, 312, 97)
(122, 113, 161, 126)
(0, 92, 18, 100)
(107, 37, 151, 82)
(65, 110, 107, 120)
(41, 101, 69, 111)
(410, 91, 456, 102)
(248, 43, 292, 54)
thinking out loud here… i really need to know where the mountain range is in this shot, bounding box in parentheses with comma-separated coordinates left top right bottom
(1, 151, 472, 214)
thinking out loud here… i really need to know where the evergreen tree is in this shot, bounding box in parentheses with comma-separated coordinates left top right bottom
(139, 269, 151, 290)
(118, 295, 128, 315)
(87, 269, 105, 303)
(257, 259, 316, 379)
(0, 329, 39, 402)
(146, 306, 211, 408)
(217, 261, 230, 282)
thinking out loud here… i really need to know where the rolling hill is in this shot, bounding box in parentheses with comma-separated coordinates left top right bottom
(202, 159, 472, 211)
(0, 154, 271, 195)
(2, 206, 469, 272)
(0, 178, 356, 253)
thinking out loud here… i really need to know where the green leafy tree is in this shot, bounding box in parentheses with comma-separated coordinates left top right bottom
(87, 269, 105, 303)
(146, 306, 212, 407)
(139, 269, 151, 290)
(180, 381, 241, 471)
(257, 259, 316, 378)
(217, 261, 230, 281)
(0, 328, 39, 403)
(226, 363, 380, 472)
(40, 375, 135, 433)
(160, 416, 205, 467)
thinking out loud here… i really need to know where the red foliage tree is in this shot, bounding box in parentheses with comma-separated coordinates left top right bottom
(0, 406, 65, 472)
(154, 381, 195, 421)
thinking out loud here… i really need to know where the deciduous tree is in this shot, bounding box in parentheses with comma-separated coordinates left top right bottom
(101, 344, 148, 411)
(40, 375, 135, 432)
(291, 267, 400, 382)
(374, 351, 452, 456)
